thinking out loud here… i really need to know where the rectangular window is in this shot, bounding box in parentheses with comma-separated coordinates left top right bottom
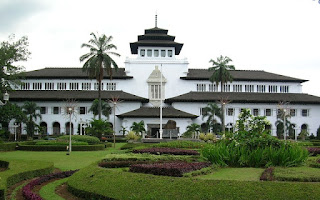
(269, 85, 278, 93)
(82, 83, 91, 90)
(57, 83, 66, 90)
(168, 50, 173, 57)
(94, 83, 104, 90)
(154, 50, 159, 57)
(290, 109, 296, 117)
(161, 50, 166, 57)
(69, 83, 79, 90)
(209, 84, 218, 92)
(223, 84, 230, 92)
(280, 86, 289, 93)
(53, 107, 60, 114)
(227, 108, 234, 116)
(140, 49, 145, 57)
(21, 82, 30, 90)
(79, 107, 86, 115)
(151, 84, 161, 99)
(40, 107, 47, 114)
(253, 109, 259, 116)
(301, 109, 309, 117)
(257, 85, 266, 93)
(197, 84, 206, 92)
(106, 82, 116, 91)
(32, 82, 42, 90)
(147, 49, 152, 57)
(200, 108, 208, 116)
(245, 85, 254, 92)
(45, 83, 54, 90)
(265, 109, 272, 116)
(233, 84, 242, 92)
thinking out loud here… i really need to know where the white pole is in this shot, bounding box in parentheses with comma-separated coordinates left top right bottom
(160, 64, 163, 139)
(69, 108, 72, 154)
(283, 109, 286, 140)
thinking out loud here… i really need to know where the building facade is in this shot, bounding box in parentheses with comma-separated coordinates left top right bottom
(9, 26, 320, 138)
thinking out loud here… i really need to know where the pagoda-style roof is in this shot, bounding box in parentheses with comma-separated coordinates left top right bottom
(10, 90, 148, 102)
(130, 27, 183, 55)
(23, 68, 133, 80)
(181, 69, 307, 83)
(165, 92, 320, 104)
(117, 107, 198, 118)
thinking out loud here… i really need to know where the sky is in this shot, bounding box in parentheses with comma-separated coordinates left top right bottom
(1, 0, 320, 96)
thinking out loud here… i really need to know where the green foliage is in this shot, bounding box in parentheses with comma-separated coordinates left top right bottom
(17, 144, 105, 151)
(89, 99, 111, 119)
(130, 121, 146, 135)
(184, 123, 200, 138)
(0, 34, 30, 94)
(273, 167, 320, 182)
(0, 159, 53, 200)
(85, 119, 113, 139)
(120, 143, 151, 150)
(125, 131, 141, 141)
(57, 135, 100, 145)
(209, 55, 235, 91)
(22, 101, 42, 138)
(35, 141, 88, 146)
(199, 133, 216, 142)
(0, 142, 16, 151)
(299, 129, 309, 140)
(68, 163, 320, 200)
(202, 103, 222, 133)
(317, 126, 320, 140)
(153, 141, 204, 149)
(57, 135, 100, 144)
(201, 140, 309, 167)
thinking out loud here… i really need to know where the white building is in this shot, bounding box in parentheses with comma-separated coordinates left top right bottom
(10, 25, 320, 138)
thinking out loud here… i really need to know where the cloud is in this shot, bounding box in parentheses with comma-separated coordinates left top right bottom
(0, 0, 47, 34)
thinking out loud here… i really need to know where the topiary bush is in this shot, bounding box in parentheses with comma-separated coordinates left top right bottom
(133, 147, 199, 155)
(57, 135, 100, 144)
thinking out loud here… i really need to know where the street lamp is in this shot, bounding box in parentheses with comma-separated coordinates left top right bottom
(0, 92, 9, 106)
(67, 107, 72, 155)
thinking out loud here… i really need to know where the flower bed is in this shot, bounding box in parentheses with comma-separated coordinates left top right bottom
(132, 147, 199, 155)
(306, 147, 320, 156)
(129, 161, 211, 177)
(22, 170, 78, 200)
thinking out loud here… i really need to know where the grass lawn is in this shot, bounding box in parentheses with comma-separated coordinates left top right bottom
(39, 178, 68, 200)
(274, 166, 320, 182)
(197, 167, 265, 181)
(0, 143, 126, 171)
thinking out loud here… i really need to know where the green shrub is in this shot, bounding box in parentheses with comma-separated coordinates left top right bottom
(201, 140, 308, 167)
(57, 135, 100, 144)
(120, 143, 151, 150)
(273, 167, 320, 182)
(0, 143, 16, 151)
(35, 141, 88, 146)
(17, 144, 105, 151)
(199, 133, 206, 140)
(0, 160, 9, 168)
(153, 141, 204, 149)
(125, 131, 140, 141)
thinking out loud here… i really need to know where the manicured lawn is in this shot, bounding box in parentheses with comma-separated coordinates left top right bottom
(0, 143, 126, 171)
(39, 178, 67, 200)
(274, 166, 320, 182)
(197, 167, 265, 181)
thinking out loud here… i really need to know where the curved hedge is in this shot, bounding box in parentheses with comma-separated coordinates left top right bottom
(0, 160, 53, 200)
(17, 144, 107, 151)
(57, 135, 100, 145)
(68, 163, 320, 200)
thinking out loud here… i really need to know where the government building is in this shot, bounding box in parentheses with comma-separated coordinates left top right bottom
(9, 25, 320, 138)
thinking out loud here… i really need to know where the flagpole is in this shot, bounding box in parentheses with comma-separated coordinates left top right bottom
(160, 64, 163, 139)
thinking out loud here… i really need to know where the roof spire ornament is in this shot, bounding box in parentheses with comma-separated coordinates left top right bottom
(155, 12, 158, 28)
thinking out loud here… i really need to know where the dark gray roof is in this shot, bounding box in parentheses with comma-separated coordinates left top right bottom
(10, 90, 148, 102)
(181, 69, 307, 83)
(117, 107, 198, 118)
(165, 92, 320, 104)
(130, 27, 183, 55)
(24, 68, 132, 79)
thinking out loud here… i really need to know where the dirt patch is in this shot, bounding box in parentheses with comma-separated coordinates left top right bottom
(0, 167, 7, 172)
(56, 183, 83, 200)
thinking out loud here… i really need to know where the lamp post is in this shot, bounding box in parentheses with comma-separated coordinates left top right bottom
(159, 64, 163, 139)
(67, 107, 72, 155)
(113, 101, 116, 148)
(13, 123, 18, 141)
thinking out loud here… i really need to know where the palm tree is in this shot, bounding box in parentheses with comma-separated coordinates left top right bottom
(202, 103, 222, 133)
(209, 55, 235, 135)
(209, 55, 235, 92)
(22, 101, 41, 138)
(80, 32, 120, 120)
(130, 121, 146, 136)
(89, 99, 111, 119)
(186, 123, 201, 139)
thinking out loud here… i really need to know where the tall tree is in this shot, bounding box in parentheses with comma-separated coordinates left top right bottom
(89, 99, 111, 119)
(80, 33, 120, 120)
(22, 101, 41, 138)
(0, 34, 30, 95)
(209, 55, 235, 135)
(202, 103, 222, 133)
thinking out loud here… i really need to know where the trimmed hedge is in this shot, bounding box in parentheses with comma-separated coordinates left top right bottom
(129, 161, 211, 177)
(57, 135, 100, 145)
(132, 147, 200, 155)
(22, 170, 77, 200)
(152, 141, 204, 149)
(17, 144, 106, 151)
(0, 143, 17, 151)
(0, 160, 9, 169)
(0, 160, 54, 200)
(35, 141, 88, 146)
